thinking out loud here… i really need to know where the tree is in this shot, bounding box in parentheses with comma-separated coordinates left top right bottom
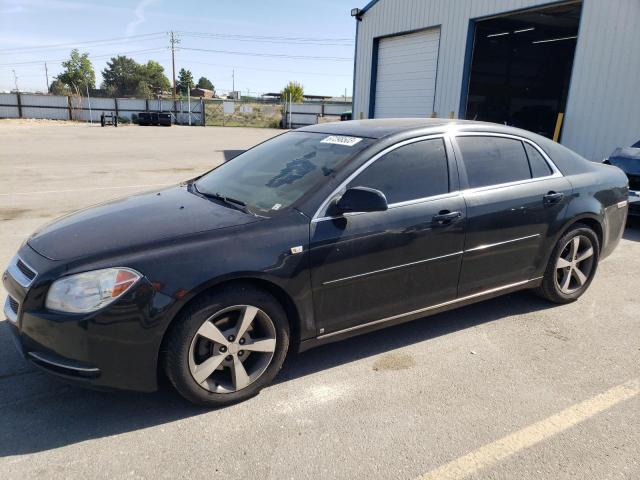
(139, 60, 170, 93)
(101, 57, 170, 97)
(49, 79, 70, 95)
(281, 81, 304, 103)
(177, 68, 194, 94)
(56, 49, 95, 93)
(196, 76, 214, 92)
(101, 55, 140, 97)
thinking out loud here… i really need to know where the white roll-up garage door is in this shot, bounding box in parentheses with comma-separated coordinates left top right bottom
(373, 27, 440, 118)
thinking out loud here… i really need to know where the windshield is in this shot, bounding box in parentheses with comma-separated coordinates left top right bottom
(194, 131, 373, 214)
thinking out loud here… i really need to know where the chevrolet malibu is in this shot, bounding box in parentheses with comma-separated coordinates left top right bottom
(3, 119, 629, 407)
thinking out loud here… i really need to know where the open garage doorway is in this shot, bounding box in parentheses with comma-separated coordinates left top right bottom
(463, 2, 582, 140)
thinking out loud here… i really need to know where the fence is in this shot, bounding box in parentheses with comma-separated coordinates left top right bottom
(0, 92, 352, 129)
(0, 92, 204, 125)
(284, 102, 351, 128)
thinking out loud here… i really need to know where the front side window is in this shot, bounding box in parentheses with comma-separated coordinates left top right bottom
(194, 132, 373, 214)
(457, 136, 531, 188)
(348, 138, 449, 204)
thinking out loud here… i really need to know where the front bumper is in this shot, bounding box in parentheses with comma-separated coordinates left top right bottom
(3, 248, 177, 392)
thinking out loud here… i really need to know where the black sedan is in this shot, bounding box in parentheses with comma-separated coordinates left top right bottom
(604, 139, 640, 218)
(3, 119, 629, 407)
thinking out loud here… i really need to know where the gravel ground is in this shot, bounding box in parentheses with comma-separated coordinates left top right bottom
(0, 121, 638, 480)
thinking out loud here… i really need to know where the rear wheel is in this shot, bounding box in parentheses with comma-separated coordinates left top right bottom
(163, 285, 289, 407)
(536, 225, 599, 303)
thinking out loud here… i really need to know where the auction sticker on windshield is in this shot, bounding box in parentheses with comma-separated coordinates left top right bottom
(320, 135, 363, 147)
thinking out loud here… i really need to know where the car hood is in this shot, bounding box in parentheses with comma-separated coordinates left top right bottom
(28, 185, 261, 261)
(608, 147, 640, 175)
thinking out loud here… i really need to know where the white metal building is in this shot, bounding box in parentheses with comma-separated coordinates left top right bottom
(351, 0, 640, 160)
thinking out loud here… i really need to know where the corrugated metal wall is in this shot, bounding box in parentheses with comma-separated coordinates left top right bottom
(353, 0, 640, 160)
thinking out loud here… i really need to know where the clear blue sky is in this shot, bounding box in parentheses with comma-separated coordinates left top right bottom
(0, 0, 358, 96)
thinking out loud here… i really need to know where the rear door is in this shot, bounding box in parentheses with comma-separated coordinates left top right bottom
(309, 136, 465, 335)
(453, 134, 572, 296)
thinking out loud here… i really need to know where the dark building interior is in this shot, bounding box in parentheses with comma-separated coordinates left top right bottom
(464, 2, 582, 139)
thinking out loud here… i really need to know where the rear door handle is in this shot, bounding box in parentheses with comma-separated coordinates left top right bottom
(432, 211, 462, 226)
(543, 191, 564, 206)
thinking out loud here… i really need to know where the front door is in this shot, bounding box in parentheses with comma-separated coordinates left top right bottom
(309, 137, 466, 335)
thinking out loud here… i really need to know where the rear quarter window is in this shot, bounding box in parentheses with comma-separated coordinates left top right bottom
(524, 143, 553, 177)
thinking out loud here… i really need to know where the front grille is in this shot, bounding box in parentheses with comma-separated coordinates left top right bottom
(16, 259, 36, 281)
(4, 296, 19, 324)
(8, 296, 19, 314)
(7, 255, 38, 288)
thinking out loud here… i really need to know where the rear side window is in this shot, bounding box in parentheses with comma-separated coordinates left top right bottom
(349, 138, 449, 204)
(524, 143, 553, 177)
(457, 136, 531, 188)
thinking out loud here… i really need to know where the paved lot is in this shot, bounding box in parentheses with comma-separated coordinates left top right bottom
(1, 121, 639, 480)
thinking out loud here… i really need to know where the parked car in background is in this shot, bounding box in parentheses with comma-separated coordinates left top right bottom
(3, 119, 629, 407)
(604, 139, 640, 218)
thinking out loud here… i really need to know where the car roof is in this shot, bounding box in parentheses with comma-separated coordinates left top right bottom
(298, 117, 596, 176)
(298, 118, 518, 139)
(299, 118, 455, 139)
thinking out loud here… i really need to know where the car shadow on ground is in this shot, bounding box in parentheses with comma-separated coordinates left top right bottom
(0, 290, 551, 457)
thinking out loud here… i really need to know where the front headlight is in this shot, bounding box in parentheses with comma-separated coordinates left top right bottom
(45, 268, 141, 313)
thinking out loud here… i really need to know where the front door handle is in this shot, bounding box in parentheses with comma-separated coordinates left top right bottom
(543, 191, 564, 206)
(432, 210, 462, 226)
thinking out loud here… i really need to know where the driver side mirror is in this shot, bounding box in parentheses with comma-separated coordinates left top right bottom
(334, 187, 388, 214)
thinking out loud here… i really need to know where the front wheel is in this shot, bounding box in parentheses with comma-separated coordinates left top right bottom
(536, 225, 599, 304)
(163, 285, 290, 407)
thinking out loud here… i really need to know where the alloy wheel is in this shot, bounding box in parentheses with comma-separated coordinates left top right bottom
(188, 305, 277, 393)
(554, 235, 595, 295)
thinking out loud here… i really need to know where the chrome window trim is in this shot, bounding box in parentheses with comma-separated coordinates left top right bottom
(4, 296, 18, 324)
(317, 277, 543, 340)
(453, 132, 563, 193)
(313, 190, 461, 223)
(311, 131, 564, 224)
(322, 250, 463, 286)
(7, 255, 38, 289)
(311, 134, 449, 222)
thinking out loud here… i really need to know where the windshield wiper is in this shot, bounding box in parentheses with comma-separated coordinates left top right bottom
(192, 184, 250, 213)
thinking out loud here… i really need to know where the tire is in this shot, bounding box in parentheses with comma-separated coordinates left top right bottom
(535, 224, 600, 304)
(163, 284, 290, 407)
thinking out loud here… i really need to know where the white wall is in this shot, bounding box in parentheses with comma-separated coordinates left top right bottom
(353, 0, 640, 159)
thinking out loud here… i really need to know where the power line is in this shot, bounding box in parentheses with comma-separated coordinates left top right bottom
(0, 32, 166, 54)
(179, 58, 351, 77)
(0, 48, 168, 67)
(178, 31, 354, 46)
(177, 31, 353, 41)
(178, 47, 351, 61)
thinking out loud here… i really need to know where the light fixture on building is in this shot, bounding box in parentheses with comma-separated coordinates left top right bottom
(532, 35, 578, 44)
(487, 31, 510, 38)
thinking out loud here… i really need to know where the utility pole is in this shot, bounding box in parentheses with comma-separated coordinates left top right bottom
(86, 83, 92, 124)
(45, 62, 50, 93)
(12, 70, 19, 92)
(232, 69, 235, 95)
(169, 31, 179, 123)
